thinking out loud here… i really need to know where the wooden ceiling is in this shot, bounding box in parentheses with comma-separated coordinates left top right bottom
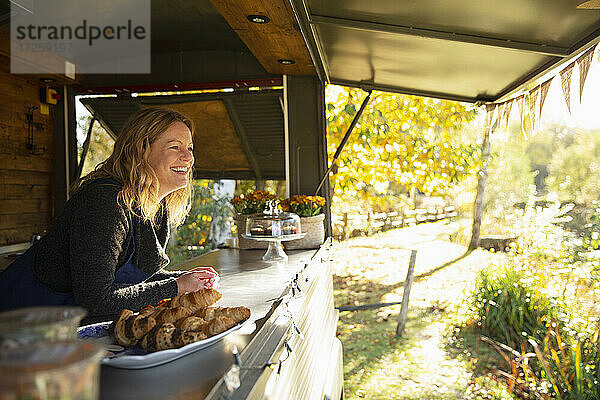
(142, 101, 252, 173)
(210, 0, 315, 75)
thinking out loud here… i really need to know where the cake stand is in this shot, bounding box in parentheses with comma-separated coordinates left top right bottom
(241, 233, 306, 261)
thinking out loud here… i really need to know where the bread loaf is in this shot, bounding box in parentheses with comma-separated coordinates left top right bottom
(132, 315, 157, 339)
(174, 330, 208, 347)
(139, 323, 176, 352)
(113, 309, 158, 344)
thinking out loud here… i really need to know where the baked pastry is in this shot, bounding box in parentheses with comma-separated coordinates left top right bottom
(173, 329, 208, 347)
(153, 306, 192, 325)
(139, 305, 158, 317)
(139, 323, 176, 352)
(167, 289, 222, 312)
(194, 306, 251, 323)
(175, 316, 207, 331)
(282, 225, 298, 235)
(112, 289, 249, 353)
(202, 316, 236, 336)
(113, 309, 158, 345)
(140, 323, 210, 352)
(114, 309, 137, 346)
(131, 315, 157, 340)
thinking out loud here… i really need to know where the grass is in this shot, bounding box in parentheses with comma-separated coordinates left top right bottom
(331, 220, 517, 399)
(338, 305, 471, 399)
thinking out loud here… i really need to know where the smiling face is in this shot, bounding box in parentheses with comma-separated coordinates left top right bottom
(147, 121, 194, 201)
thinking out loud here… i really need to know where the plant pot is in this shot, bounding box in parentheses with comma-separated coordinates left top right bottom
(285, 214, 325, 250)
(234, 214, 268, 250)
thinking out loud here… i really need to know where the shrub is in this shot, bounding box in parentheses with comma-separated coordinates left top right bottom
(528, 326, 600, 400)
(465, 199, 600, 399)
(471, 266, 564, 351)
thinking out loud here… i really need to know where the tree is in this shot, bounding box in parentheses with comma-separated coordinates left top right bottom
(325, 85, 480, 212)
(76, 115, 114, 177)
(469, 108, 493, 250)
(546, 129, 600, 203)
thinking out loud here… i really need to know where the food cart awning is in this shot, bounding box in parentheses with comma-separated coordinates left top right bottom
(284, 0, 600, 103)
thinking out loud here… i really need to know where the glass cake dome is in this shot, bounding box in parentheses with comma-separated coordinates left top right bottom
(245, 211, 301, 238)
(242, 201, 305, 261)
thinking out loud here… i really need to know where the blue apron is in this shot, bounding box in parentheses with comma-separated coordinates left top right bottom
(0, 233, 148, 312)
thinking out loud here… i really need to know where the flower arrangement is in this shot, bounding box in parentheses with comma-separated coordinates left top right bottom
(230, 190, 277, 214)
(280, 195, 326, 217)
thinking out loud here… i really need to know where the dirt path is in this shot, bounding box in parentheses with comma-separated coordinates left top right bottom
(332, 219, 503, 399)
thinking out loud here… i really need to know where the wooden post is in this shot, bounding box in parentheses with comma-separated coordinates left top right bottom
(396, 250, 417, 337)
(342, 212, 349, 240)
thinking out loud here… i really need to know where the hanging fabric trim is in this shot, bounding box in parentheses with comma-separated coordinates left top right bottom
(528, 85, 540, 133)
(502, 99, 513, 131)
(577, 44, 597, 102)
(539, 78, 553, 118)
(521, 95, 532, 139)
(497, 102, 506, 132)
(485, 103, 496, 132)
(485, 44, 594, 137)
(515, 95, 524, 126)
(560, 62, 575, 113)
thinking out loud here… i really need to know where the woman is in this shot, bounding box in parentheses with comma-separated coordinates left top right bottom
(0, 108, 218, 323)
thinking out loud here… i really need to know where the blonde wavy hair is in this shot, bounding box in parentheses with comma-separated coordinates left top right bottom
(77, 108, 194, 226)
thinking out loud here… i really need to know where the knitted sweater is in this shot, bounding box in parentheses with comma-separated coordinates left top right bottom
(35, 179, 182, 323)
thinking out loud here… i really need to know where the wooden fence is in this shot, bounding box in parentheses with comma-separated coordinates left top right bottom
(332, 206, 457, 240)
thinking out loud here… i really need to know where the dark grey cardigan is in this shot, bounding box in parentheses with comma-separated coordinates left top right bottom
(34, 179, 182, 323)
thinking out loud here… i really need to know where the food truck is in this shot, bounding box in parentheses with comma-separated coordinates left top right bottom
(1, 0, 599, 399)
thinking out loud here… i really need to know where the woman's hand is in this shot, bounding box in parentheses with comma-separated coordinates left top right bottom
(175, 266, 219, 295)
(189, 266, 219, 289)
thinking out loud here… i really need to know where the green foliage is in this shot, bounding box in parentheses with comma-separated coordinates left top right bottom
(546, 129, 600, 203)
(326, 85, 480, 212)
(471, 266, 563, 351)
(581, 205, 600, 252)
(463, 199, 600, 398)
(76, 115, 114, 176)
(528, 327, 600, 400)
(484, 127, 536, 216)
(174, 180, 215, 246)
(168, 180, 233, 266)
(234, 180, 286, 198)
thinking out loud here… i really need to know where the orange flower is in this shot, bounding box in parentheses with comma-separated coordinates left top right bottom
(280, 195, 326, 217)
(230, 190, 278, 214)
